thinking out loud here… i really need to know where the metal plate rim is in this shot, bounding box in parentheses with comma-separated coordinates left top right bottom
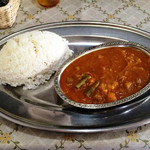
(0, 21, 150, 43)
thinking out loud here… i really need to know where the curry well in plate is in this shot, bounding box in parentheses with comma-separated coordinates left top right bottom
(54, 41, 150, 109)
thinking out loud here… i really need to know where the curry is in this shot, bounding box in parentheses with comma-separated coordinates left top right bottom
(60, 47, 150, 104)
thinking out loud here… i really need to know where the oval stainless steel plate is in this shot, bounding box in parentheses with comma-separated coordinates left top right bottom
(0, 21, 150, 133)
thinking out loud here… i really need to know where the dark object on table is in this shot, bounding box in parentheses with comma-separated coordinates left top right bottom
(0, 0, 9, 7)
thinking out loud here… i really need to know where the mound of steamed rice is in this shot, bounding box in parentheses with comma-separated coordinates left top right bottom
(0, 30, 73, 90)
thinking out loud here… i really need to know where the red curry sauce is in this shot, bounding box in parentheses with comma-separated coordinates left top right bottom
(60, 47, 150, 104)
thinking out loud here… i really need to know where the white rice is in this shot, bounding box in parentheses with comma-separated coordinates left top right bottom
(0, 30, 73, 90)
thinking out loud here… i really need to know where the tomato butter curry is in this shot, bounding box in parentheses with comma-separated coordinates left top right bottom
(60, 47, 150, 104)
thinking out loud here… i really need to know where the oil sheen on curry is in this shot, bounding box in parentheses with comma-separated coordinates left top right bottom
(60, 47, 150, 104)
